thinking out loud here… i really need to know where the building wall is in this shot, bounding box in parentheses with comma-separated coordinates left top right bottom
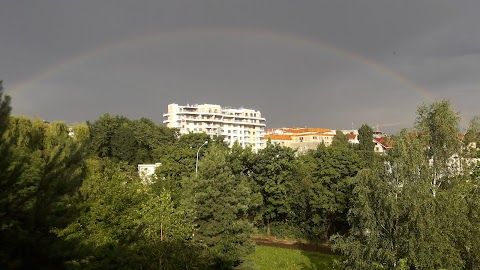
(138, 163, 161, 184)
(263, 128, 338, 153)
(163, 103, 266, 151)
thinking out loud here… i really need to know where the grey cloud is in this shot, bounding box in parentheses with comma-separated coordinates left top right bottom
(2, 0, 480, 134)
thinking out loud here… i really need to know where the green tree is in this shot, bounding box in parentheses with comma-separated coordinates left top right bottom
(0, 81, 10, 135)
(152, 133, 213, 202)
(89, 113, 129, 158)
(89, 114, 178, 165)
(332, 130, 350, 148)
(111, 122, 138, 163)
(415, 99, 462, 197)
(181, 144, 255, 269)
(53, 159, 145, 269)
(251, 141, 298, 236)
(55, 158, 199, 269)
(307, 144, 362, 240)
(333, 100, 480, 269)
(129, 118, 178, 164)
(0, 114, 88, 268)
(463, 116, 480, 157)
(226, 141, 255, 176)
(136, 191, 202, 270)
(358, 124, 375, 165)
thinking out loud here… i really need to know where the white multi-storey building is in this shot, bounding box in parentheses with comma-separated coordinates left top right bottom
(163, 103, 266, 151)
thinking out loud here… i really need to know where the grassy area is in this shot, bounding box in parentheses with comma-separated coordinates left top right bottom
(246, 245, 339, 270)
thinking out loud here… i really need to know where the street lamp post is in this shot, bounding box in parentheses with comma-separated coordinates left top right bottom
(195, 140, 208, 177)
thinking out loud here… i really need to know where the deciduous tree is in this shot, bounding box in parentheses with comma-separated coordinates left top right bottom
(333, 100, 480, 269)
(251, 141, 298, 236)
(307, 144, 361, 239)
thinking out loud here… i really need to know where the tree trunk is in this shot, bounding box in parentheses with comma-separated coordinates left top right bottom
(266, 219, 271, 237)
(160, 223, 164, 241)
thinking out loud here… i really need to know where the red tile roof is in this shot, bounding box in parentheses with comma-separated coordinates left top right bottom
(374, 137, 393, 148)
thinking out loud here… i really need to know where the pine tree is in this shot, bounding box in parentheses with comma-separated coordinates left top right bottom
(182, 144, 255, 269)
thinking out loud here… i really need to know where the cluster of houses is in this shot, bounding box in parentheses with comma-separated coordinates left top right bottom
(263, 127, 392, 154)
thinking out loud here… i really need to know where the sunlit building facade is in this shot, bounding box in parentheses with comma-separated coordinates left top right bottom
(263, 127, 336, 153)
(163, 103, 266, 151)
(262, 128, 364, 154)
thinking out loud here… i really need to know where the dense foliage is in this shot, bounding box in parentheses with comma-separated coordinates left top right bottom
(1, 80, 479, 269)
(333, 100, 480, 269)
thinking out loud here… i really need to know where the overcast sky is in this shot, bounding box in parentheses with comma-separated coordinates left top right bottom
(1, 0, 480, 133)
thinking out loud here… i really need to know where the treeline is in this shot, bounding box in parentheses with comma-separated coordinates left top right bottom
(1, 80, 480, 269)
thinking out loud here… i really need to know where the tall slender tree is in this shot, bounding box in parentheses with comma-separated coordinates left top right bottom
(415, 99, 462, 197)
(181, 144, 255, 269)
(358, 124, 375, 166)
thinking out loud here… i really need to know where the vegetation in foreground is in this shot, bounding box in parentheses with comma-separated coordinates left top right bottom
(1, 79, 480, 269)
(247, 245, 339, 270)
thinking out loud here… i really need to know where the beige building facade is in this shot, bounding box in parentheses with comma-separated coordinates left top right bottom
(263, 128, 337, 153)
(163, 103, 266, 151)
(263, 128, 365, 153)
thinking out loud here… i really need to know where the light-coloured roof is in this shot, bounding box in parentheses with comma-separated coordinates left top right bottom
(263, 134, 293, 141)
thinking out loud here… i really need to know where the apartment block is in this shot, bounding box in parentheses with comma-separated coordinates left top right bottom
(163, 103, 266, 151)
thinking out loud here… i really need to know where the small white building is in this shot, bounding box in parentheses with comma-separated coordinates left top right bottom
(138, 163, 161, 184)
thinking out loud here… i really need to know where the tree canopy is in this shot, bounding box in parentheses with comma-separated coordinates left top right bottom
(2, 79, 480, 269)
(333, 100, 480, 269)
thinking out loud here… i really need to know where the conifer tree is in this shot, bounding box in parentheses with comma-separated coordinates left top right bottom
(358, 124, 375, 166)
(182, 144, 254, 269)
(0, 82, 88, 268)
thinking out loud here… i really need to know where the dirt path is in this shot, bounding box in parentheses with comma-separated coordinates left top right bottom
(252, 237, 340, 255)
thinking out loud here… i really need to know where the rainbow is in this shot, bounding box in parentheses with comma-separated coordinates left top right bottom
(8, 26, 434, 101)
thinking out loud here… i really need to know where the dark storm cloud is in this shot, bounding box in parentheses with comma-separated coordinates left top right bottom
(1, 0, 480, 133)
